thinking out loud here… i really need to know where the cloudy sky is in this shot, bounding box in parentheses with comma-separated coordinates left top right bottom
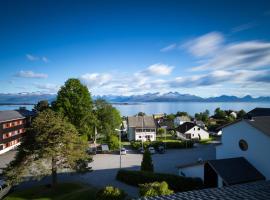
(1, 0, 270, 97)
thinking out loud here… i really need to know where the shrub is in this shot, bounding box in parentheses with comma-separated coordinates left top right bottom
(96, 186, 126, 200)
(116, 170, 203, 192)
(141, 149, 154, 172)
(139, 181, 173, 197)
(131, 140, 193, 150)
(107, 134, 119, 150)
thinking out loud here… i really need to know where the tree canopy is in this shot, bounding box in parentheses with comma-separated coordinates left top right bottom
(52, 78, 96, 139)
(34, 100, 50, 112)
(3, 109, 91, 186)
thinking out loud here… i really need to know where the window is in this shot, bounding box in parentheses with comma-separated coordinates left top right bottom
(198, 127, 200, 130)
(239, 139, 248, 151)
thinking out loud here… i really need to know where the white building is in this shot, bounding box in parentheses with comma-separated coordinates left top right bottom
(176, 122, 209, 140)
(173, 116, 191, 126)
(127, 116, 156, 141)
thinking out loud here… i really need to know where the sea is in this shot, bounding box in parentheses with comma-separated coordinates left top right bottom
(1, 102, 270, 116)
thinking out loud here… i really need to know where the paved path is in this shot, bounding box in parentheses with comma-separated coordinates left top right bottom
(2, 145, 216, 198)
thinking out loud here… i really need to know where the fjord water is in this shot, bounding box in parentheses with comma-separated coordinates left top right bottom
(1, 102, 270, 116)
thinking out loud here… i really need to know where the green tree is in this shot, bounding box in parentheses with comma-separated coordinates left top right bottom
(3, 110, 91, 187)
(166, 114, 175, 121)
(139, 181, 173, 197)
(53, 78, 96, 139)
(176, 111, 188, 117)
(214, 107, 226, 119)
(157, 128, 165, 135)
(107, 134, 120, 150)
(94, 99, 122, 137)
(34, 100, 50, 112)
(137, 112, 146, 116)
(237, 109, 246, 119)
(141, 149, 154, 172)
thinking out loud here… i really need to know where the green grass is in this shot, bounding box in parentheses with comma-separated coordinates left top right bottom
(156, 134, 176, 141)
(4, 182, 98, 200)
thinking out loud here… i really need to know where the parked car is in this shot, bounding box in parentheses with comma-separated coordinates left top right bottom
(138, 147, 145, 154)
(87, 147, 97, 155)
(120, 148, 127, 155)
(148, 147, 155, 154)
(157, 145, 165, 154)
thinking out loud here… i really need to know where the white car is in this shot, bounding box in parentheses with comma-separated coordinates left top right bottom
(148, 147, 155, 154)
(120, 148, 127, 155)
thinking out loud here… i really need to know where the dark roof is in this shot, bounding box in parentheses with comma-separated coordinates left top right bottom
(246, 116, 270, 137)
(0, 109, 35, 123)
(176, 122, 196, 133)
(127, 116, 156, 128)
(246, 107, 270, 118)
(207, 157, 265, 186)
(138, 180, 270, 200)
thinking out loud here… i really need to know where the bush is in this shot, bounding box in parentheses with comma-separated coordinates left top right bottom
(116, 170, 203, 192)
(141, 149, 154, 172)
(107, 134, 119, 150)
(139, 181, 173, 197)
(130, 140, 193, 150)
(96, 186, 126, 200)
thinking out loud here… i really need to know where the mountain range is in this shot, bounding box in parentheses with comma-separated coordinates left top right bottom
(0, 92, 270, 105)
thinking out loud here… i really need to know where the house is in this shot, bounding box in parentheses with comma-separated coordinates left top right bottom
(175, 122, 209, 140)
(230, 111, 237, 118)
(173, 116, 191, 126)
(138, 180, 270, 200)
(194, 120, 206, 128)
(127, 116, 156, 141)
(0, 108, 35, 154)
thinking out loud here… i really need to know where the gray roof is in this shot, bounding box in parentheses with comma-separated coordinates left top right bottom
(246, 107, 270, 117)
(0, 109, 35, 122)
(207, 157, 265, 186)
(138, 180, 270, 200)
(246, 116, 270, 137)
(128, 116, 156, 128)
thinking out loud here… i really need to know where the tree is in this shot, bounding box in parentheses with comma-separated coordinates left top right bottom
(34, 100, 50, 112)
(237, 109, 246, 119)
(166, 114, 175, 121)
(176, 111, 188, 117)
(141, 149, 154, 172)
(107, 134, 119, 150)
(139, 181, 173, 197)
(137, 112, 146, 116)
(195, 109, 209, 123)
(157, 128, 165, 135)
(52, 78, 96, 139)
(214, 107, 226, 119)
(3, 110, 91, 187)
(94, 99, 122, 137)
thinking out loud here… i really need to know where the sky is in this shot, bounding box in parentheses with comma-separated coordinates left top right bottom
(0, 0, 270, 97)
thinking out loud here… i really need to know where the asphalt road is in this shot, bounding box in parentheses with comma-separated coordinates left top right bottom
(0, 145, 216, 198)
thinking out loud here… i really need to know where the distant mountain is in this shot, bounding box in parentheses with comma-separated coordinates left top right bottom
(0, 92, 270, 105)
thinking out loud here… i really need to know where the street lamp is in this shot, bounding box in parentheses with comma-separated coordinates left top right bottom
(115, 128, 126, 169)
(161, 126, 167, 150)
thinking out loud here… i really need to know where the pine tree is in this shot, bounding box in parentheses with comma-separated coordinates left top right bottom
(141, 149, 154, 172)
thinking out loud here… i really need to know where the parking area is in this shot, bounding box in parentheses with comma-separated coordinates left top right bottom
(1, 145, 216, 198)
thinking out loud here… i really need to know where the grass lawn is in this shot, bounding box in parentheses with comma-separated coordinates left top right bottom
(4, 182, 98, 200)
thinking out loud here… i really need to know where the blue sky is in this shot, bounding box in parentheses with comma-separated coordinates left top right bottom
(0, 0, 270, 97)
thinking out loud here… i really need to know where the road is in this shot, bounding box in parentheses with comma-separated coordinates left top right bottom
(1, 145, 216, 198)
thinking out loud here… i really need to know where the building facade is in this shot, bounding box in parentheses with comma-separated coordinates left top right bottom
(0, 109, 35, 154)
(176, 122, 209, 140)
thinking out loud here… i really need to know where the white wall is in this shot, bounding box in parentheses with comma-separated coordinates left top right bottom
(185, 126, 209, 140)
(217, 120, 270, 180)
(135, 132, 156, 141)
(0, 142, 20, 155)
(178, 164, 204, 180)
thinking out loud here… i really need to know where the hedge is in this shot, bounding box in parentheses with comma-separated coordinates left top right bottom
(116, 170, 203, 192)
(130, 140, 193, 150)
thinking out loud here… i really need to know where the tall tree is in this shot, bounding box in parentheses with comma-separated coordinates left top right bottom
(34, 100, 50, 112)
(141, 149, 154, 172)
(53, 78, 96, 139)
(94, 99, 122, 137)
(3, 110, 91, 187)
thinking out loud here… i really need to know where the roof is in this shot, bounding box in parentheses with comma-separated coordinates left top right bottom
(0, 109, 35, 123)
(138, 180, 270, 200)
(207, 157, 265, 186)
(246, 107, 270, 118)
(246, 116, 270, 137)
(175, 122, 207, 134)
(127, 116, 156, 128)
(177, 161, 205, 169)
(175, 116, 191, 122)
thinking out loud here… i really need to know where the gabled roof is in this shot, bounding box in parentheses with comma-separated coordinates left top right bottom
(138, 180, 270, 200)
(207, 157, 265, 186)
(127, 116, 156, 128)
(0, 109, 35, 123)
(246, 107, 270, 118)
(176, 122, 196, 133)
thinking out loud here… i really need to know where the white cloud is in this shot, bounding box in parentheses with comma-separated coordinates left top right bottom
(191, 41, 270, 71)
(160, 44, 177, 52)
(141, 63, 174, 76)
(35, 83, 59, 93)
(15, 70, 48, 79)
(26, 54, 49, 63)
(231, 22, 256, 33)
(80, 73, 112, 88)
(183, 32, 224, 57)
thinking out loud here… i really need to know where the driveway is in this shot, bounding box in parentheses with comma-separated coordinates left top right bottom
(5, 145, 216, 198)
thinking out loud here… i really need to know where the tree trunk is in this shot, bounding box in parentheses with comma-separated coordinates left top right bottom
(51, 157, 57, 187)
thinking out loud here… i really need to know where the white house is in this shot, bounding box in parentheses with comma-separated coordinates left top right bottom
(176, 122, 209, 140)
(127, 116, 156, 141)
(216, 116, 270, 180)
(173, 116, 190, 126)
